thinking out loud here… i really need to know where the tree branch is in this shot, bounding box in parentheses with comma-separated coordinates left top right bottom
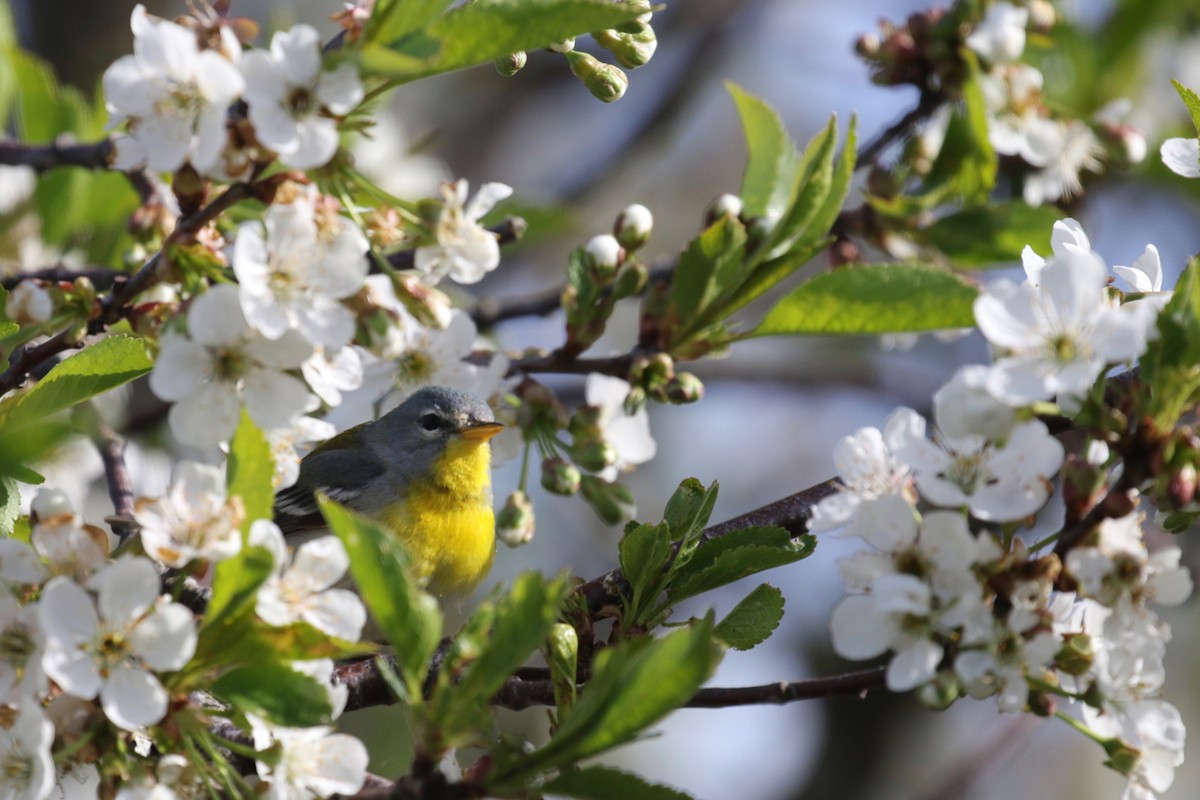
(0, 138, 113, 172)
(855, 90, 944, 167)
(0, 266, 125, 292)
(94, 424, 138, 543)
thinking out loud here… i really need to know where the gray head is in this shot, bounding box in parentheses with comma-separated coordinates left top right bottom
(370, 386, 502, 480)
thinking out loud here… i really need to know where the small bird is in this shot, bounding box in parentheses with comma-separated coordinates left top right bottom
(273, 386, 504, 597)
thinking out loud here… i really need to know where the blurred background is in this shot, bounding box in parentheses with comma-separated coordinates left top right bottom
(10, 0, 1200, 797)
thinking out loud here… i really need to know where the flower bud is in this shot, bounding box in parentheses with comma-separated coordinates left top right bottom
(548, 37, 576, 54)
(614, 203, 653, 251)
(1166, 462, 1197, 509)
(611, 261, 648, 300)
(31, 488, 75, 523)
(516, 378, 568, 431)
(705, 193, 743, 226)
(914, 672, 958, 710)
(497, 490, 535, 547)
(1026, 689, 1056, 717)
(665, 372, 704, 404)
(583, 234, 623, 281)
(572, 440, 617, 473)
(1055, 632, 1095, 676)
(593, 24, 657, 69)
(565, 51, 628, 103)
(545, 622, 579, 712)
(541, 457, 582, 496)
(495, 50, 527, 77)
(568, 405, 603, 440)
(580, 475, 636, 525)
(1102, 738, 1141, 777)
(623, 385, 647, 416)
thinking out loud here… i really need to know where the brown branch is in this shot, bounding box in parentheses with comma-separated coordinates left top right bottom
(0, 329, 82, 396)
(855, 90, 944, 167)
(508, 349, 637, 378)
(0, 138, 113, 173)
(95, 424, 138, 543)
(1, 267, 125, 292)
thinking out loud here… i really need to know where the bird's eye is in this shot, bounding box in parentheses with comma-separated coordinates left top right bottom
(419, 413, 442, 432)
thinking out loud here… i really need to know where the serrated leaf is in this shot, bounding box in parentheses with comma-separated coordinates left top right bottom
(729, 83, 800, 226)
(228, 411, 274, 529)
(361, 0, 651, 81)
(0, 336, 152, 431)
(211, 663, 333, 727)
(618, 522, 672, 624)
(715, 584, 784, 651)
(916, 202, 1062, 267)
(752, 263, 979, 336)
(669, 217, 747, 331)
(668, 526, 814, 603)
(321, 498, 441, 700)
(1173, 80, 1200, 138)
(662, 478, 718, 550)
(367, 0, 456, 44)
(0, 477, 18, 536)
(490, 619, 723, 787)
(543, 766, 694, 800)
(790, 115, 857, 256)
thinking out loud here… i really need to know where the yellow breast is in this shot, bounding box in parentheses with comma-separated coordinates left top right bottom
(380, 437, 495, 597)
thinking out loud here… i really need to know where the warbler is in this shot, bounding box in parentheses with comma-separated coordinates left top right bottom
(272, 386, 504, 597)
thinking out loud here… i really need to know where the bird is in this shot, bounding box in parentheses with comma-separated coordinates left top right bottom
(272, 386, 504, 598)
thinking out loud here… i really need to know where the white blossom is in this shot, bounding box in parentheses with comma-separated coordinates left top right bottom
(5, 281, 53, 325)
(965, 2, 1028, 64)
(415, 180, 513, 285)
(39, 558, 197, 730)
(301, 346, 364, 408)
(1065, 513, 1193, 607)
(975, 241, 1152, 405)
(240, 24, 363, 169)
(0, 593, 45, 705)
(269, 416, 336, 490)
(979, 65, 1061, 167)
(251, 718, 368, 800)
(0, 165, 35, 215)
(0, 701, 55, 800)
(103, 5, 244, 174)
(1114, 245, 1164, 293)
(886, 407, 1063, 521)
(931, 365, 1016, 441)
(585, 373, 656, 481)
(149, 284, 314, 446)
(830, 574, 943, 691)
(1023, 120, 1104, 206)
(0, 540, 48, 588)
(1160, 136, 1200, 178)
(232, 198, 369, 347)
(249, 521, 366, 642)
(133, 461, 244, 568)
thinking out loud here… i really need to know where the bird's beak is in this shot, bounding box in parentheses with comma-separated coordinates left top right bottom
(460, 421, 505, 441)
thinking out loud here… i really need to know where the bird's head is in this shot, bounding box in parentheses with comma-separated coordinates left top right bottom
(373, 386, 504, 478)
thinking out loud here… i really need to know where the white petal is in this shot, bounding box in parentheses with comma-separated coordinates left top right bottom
(315, 63, 364, 115)
(886, 638, 942, 691)
(273, 25, 322, 87)
(464, 182, 514, 221)
(304, 590, 366, 641)
(280, 118, 340, 170)
(92, 557, 160, 625)
(130, 604, 197, 671)
(829, 595, 894, 659)
(100, 664, 168, 730)
(189, 284, 250, 347)
(0, 540, 48, 584)
(291, 537, 350, 591)
(1161, 137, 1200, 178)
(242, 369, 311, 430)
(148, 335, 211, 402)
(168, 382, 241, 446)
(248, 520, 289, 570)
(39, 577, 98, 646)
(303, 734, 369, 797)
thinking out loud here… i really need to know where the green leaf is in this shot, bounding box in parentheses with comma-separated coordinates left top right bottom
(0, 477, 18, 536)
(662, 478, 718, 550)
(367, 0, 456, 44)
(1141, 258, 1200, 426)
(198, 545, 276, 656)
(543, 766, 694, 800)
(0, 336, 152, 431)
(916, 202, 1062, 267)
(1173, 80, 1200, 139)
(490, 619, 723, 787)
(669, 217, 747, 332)
(752, 263, 979, 336)
(923, 55, 996, 205)
(729, 83, 800, 226)
(211, 663, 333, 727)
(361, 0, 651, 81)
(618, 522, 672, 624)
(715, 584, 785, 651)
(0, 288, 16, 338)
(790, 115, 857, 257)
(227, 411, 274, 529)
(321, 498, 441, 700)
(667, 526, 814, 603)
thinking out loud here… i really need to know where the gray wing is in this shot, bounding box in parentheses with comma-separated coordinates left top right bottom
(272, 444, 388, 537)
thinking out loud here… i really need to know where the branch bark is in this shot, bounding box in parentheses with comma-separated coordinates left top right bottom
(0, 138, 113, 172)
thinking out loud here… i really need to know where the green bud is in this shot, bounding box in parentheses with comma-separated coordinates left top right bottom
(705, 193, 744, 226)
(572, 440, 618, 473)
(580, 475, 636, 525)
(622, 385, 647, 416)
(643, 352, 674, 389)
(568, 406, 603, 440)
(665, 372, 704, 404)
(583, 234, 622, 282)
(1102, 738, 1141, 777)
(565, 51, 628, 103)
(611, 261, 648, 300)
(548, 37, 576, 54)
(496, 490, 535, 547)
(614, 203, 653, 251)
(1055, 632, 1095, 676)
(495, 50, 527, 76)
(541, 457, 582, 496)
(593, 24, 657, 69)
(914, 672, 959, 710)
(545, 623, 579, 714)
(516, 378, 567, 431)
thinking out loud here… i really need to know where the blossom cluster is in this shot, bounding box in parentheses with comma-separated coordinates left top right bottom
(817, 218, 1189, 800)
(0, 480, 370, 800)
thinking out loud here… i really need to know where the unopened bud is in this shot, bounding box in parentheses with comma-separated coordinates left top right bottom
(5, 281, 53, 325)
(31, 488, 75, 522)
(1167, 462, 1198, 509)
(914, 672, 958, 710)
(1055, 632, 1095, 676)
(572, 440, 617, 473)
(568, 406, 603, 440)
(642, 352, 674, 390)
(565, 51, 628, 102)
(497, 490, 536, 547)
(541, 457, 582, 496)
(705, 193, 743, 225)
(516, 378, 567, 431)
(1027, 0, 1056, 31)
(623, 385, 647, 416)
(611, 261, 648, 300)
(1026, 689, 1056, 717)
(548, 37, 575, 54)
(583, 234, 623, 281)
(580, 475, 636, 525)
(665, 372, 704, 404)
(546, 622, 579, 712)
(614, 203, 653, 251)
(855, 32, 881, 57)
(1102, 738, 1141, 777)
(593, 24, 657, 69)
(495, 50, 527, 77)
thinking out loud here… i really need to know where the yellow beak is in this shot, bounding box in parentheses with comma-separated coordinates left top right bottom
(460, 421, 505, 441)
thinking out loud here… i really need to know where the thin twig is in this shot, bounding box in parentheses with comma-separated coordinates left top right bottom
(0, 138, 113, 172)
(95, 424, 138, 543)
(855, 90, 943, 167)
(1, 267, 125, 292)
